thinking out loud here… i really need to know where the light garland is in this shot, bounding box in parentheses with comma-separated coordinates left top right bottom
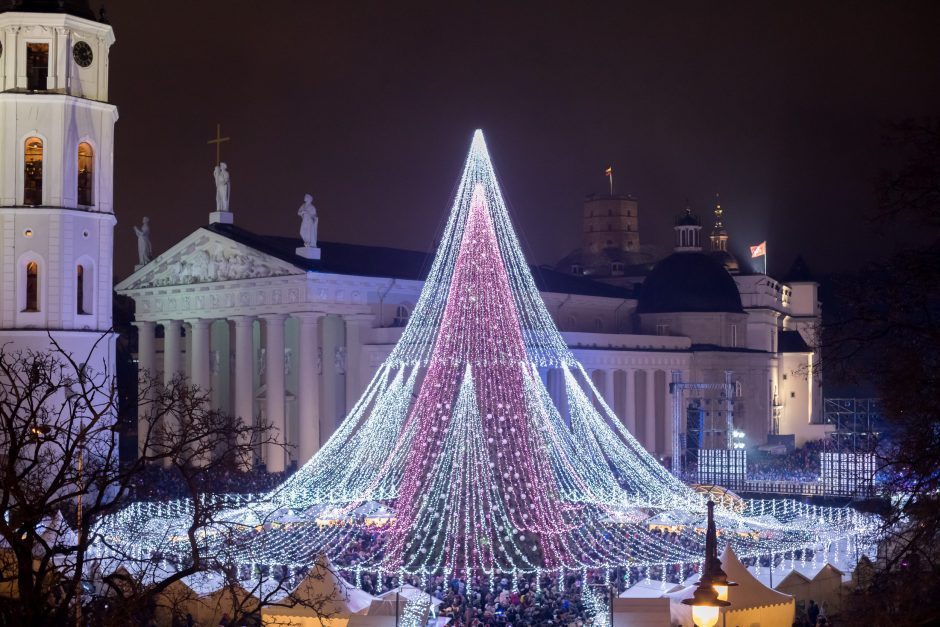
(92, 130, 877, 588)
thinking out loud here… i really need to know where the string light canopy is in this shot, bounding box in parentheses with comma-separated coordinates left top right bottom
(94, 130, 874, 582)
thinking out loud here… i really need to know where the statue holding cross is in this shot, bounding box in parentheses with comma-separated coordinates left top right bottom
(208, 124, 232, 213)
(213, 162, 230, 212)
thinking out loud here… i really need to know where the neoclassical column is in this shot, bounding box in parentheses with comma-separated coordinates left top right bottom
(625, 368, 637, 436)
(133, 320, 156, 459)
(162, 319, 183, 385)
(645, 369, 657, 454)
(161, 319, 183, 468)
(187, 318, 212, 392)
(263, 314, 288, 473)
(665, 370, 679, 466)
(232, 316, 256, 466)
(344, 314, 373, 411)
(600, 369, 615, 412)
(295, 312, 324, 464)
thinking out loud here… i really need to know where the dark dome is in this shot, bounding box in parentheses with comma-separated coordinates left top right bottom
(0, 0, 96, 20)
(637, 252, 744, 314)
(709, 249, 740, 274)
(675, 209, 701, 227)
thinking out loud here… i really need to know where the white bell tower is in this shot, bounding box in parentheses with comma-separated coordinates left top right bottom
(0, 0, 117, 371)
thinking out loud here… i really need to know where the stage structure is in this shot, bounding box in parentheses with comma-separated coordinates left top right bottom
(670, 371, 735, 477)
(94, 131, 874, 583)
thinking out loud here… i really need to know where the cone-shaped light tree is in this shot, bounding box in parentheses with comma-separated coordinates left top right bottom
(95, 131, 872, 581)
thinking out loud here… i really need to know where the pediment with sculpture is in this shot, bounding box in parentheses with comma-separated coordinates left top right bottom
(118, 230, 302, 291)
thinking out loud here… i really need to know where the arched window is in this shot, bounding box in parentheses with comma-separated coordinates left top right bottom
(76, 265, 84, 313)
(24, 261, 39, 312)
(76, 263, 96, 315)
(77, 142, 94, 205)
(24, 137, 43, 205)
(392, 304, 410, 327)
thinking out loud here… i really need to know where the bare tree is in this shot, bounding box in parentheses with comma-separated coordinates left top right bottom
(0, 334, 337, 626)
(820, 119, 940, 624)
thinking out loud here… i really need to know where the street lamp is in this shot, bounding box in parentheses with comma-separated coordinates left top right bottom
(682, 500, 731, 627)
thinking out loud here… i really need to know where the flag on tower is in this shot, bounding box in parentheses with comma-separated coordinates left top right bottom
(750, 241, 767, 258)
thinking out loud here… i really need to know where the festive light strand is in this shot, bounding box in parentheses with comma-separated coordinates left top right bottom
(93, 130, 876, 585)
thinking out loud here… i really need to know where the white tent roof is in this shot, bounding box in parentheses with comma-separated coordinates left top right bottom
(270, 554, 376, 615)
(619, 578, 682, 598)
(717, 545, 793, 608)
(183, 570, 229, 596)
(378, 584, 442, 607)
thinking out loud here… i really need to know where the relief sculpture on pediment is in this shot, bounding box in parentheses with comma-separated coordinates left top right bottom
(138, 244, 297, 288)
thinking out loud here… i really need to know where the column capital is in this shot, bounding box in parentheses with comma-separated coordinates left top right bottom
(159, 318, 182, 326)
(183, 317, 212, 327)
(292, 311, 327, 323)
(230, 314, 256, 327)
(261, 313, 289, 323)
(131, 320, 156, 330)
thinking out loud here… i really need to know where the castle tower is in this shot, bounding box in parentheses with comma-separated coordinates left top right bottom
(582, 193, 639, 254)
(0, 1, 117, 369)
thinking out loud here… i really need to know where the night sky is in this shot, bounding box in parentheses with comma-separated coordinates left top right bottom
(106, 1, 940, 279)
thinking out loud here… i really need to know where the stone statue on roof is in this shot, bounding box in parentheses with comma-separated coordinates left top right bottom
(213, 162, 230, 212)
(133, 217, 152, 266)
(298, 193, 318, 248)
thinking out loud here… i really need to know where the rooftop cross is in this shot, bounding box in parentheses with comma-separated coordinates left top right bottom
(207, 123, 230, 167)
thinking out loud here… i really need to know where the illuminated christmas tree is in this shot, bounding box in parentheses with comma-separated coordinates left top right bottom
(97, 131, 871, 580)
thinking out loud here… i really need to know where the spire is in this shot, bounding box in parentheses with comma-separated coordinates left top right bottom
(710, 193, 729, 252)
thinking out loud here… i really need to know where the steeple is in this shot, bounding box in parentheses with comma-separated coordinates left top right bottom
(674, 204, 703, 252)
(710, 193, 729, 252)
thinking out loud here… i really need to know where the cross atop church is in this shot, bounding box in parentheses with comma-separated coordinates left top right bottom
(207, 123, 230, 166)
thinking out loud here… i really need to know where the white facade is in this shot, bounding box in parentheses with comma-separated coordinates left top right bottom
(0, 9, 116, 375)
(118, 221, 829, 471)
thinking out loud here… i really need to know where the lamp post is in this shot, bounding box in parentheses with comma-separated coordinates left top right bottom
(682, 501, 732, 627)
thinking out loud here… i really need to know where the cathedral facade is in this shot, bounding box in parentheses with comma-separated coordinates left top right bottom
(119, 189, 829, 472)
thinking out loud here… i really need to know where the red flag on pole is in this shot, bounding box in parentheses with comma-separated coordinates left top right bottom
(750, 241, 767, 258)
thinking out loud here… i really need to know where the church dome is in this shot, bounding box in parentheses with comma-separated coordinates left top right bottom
(637, 252, 744, 314)
(709, 249, 740, 274)
(0, 0, 96, 19)
(675, 210, 701, 227)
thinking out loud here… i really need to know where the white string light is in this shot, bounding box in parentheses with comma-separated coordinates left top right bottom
(93, 130, 876, 584)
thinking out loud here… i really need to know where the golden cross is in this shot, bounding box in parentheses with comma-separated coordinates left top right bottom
(207, 123, 230, 166)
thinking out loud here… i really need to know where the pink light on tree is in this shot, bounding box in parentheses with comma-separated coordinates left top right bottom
(386, 183, 567, 574)
(93, 130, 874, 583)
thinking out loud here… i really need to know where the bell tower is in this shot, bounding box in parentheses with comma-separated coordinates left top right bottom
(0, 1, 117, 368)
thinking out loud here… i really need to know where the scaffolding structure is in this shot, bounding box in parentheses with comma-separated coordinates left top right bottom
(823, 398, 881, 452)
(670, 371, 735, 477)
